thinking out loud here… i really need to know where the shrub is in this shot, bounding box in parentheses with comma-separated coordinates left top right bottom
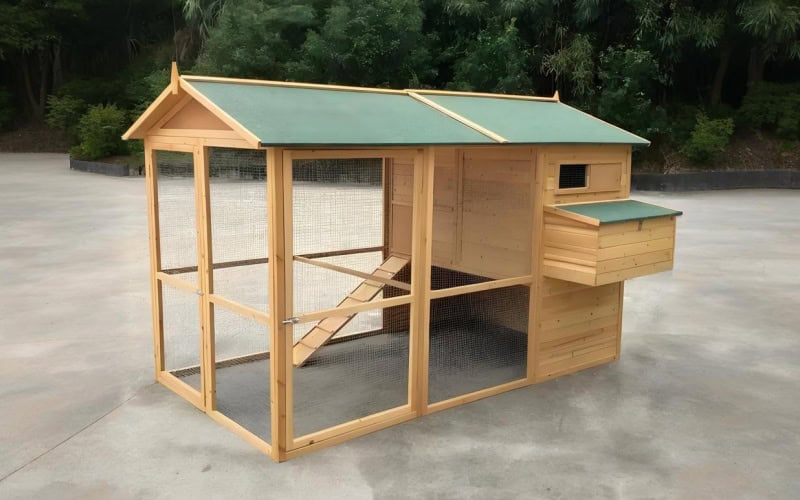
(680, 113, 734, 163)
(738, 82, 800, 140)
(45, 94, 86, 136)
(665, 104, 702, 146)
(0, 87, 13, 130)
(71, 104, 128, 160)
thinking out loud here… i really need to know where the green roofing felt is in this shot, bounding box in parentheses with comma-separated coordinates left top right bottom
(188, 81, 491, 146)
(423, 94, 650, 146)
(556, 200, 682, 224)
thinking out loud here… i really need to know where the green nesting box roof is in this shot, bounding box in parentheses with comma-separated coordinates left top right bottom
(555, 200, 682, 225)
(168, 79, 651, 147)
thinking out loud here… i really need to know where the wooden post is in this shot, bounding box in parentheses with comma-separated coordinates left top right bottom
(144, 143, 164, 378)
(527, 149, 545, 381)
(409, 147, 435, 414)
(195, 145, 216, 410)
(267, 147, 291, 461)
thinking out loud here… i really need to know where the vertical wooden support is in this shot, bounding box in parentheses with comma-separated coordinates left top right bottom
(527, 149, 545, 381)
(144, 144, 164, 378)
(409, 147, 435, 414)
(267, 147, 290, 461)
(195, 145, 215, 410)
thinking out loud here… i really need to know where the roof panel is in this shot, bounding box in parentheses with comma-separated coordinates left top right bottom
(422, 94, 650, 146)
(555, 200, 682, 224)
(187, 81, 493, 146)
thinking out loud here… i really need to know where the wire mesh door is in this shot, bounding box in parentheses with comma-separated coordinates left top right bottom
(151, 149, 205, 398)
(427, 149, 533, 406)
(206, 148, 271, 444)
(287, 154, 414, 444)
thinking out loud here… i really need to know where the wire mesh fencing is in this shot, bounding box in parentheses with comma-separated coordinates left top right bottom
(428, 284, 529, 404)
(289, 157, 412, 438)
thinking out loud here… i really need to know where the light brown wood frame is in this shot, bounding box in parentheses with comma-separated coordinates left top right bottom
(141, 141, 637, 463)
(144, 142, 205, 411)
(145, 141, 275, 457)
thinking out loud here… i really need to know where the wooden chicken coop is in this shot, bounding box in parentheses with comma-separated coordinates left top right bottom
(123, 64, 681, 462)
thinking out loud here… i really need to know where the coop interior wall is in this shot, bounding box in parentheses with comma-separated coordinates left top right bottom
(143, 128, 633, 461)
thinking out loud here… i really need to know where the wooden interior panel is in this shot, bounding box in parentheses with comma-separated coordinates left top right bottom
(424, 147, 534, 279)
(388, 158, 414, 257)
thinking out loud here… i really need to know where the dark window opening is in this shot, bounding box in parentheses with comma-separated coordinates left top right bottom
(559, 164, 588, 189)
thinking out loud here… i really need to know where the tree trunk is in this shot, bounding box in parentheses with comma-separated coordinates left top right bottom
(710, 44, 732, 107)
(52, 43, 64, 91)
(36, 49, 49, 120)
(747, 45, 766, 86)
(20, 57, 44, 119)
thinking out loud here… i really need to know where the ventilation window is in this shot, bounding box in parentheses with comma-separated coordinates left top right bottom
(559, 164, 588, 189)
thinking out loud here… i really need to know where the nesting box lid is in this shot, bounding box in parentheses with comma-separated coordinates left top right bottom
(546, 200, 682, 226)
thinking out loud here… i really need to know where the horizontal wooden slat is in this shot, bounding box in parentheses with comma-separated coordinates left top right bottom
(540, 313, 619, 342)
(596, 237, 674, 260)
(599, 224, 674, 248)
(542, 261, 596, 286)
(595, 260, 673, 286)
(595, 249, 672, 274)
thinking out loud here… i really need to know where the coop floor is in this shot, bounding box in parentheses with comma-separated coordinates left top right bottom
(179, 322, 527, 441)
(5, 156, 800, 499)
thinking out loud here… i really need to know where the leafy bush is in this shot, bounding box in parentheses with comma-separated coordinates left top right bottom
(680, 113, 734, 163)
(45, 94, 86, 136)
(70, 104, 128, 160)
(0, 87, 13, 130)
(664, 104, 702, 146)
(738, 82, 800, 139)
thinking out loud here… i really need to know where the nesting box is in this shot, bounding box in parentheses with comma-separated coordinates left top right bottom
(122, 65, 681, 462)
(543, 200, 681, 286)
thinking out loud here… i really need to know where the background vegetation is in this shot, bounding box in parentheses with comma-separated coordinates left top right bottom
(0, 0, 798, 169)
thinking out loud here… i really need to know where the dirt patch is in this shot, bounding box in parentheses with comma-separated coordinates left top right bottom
(0, 123, 72, 153)
(634, 130, 800, 173)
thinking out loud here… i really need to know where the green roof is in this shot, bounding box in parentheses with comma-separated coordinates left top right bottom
(424, 95, 649, 146)
(189, 82, 490, 146)
(183, 80, 650, 147)
(556, 200, 682, 224)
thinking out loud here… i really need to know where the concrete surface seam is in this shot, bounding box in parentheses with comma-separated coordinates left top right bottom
(0, 391, 142, 483)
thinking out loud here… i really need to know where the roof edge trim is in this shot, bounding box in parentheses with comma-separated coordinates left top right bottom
(182, 75, 407, 96)
(122, 84, 175, 140)
(561, 103, 651, 146)
(407, 92, 508, 144)
(409, 88, 559, 103)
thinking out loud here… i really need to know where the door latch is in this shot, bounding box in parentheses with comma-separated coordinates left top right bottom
(282, 317, 300, 325)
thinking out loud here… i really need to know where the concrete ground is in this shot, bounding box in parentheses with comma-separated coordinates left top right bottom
(1, 153, 799, 499)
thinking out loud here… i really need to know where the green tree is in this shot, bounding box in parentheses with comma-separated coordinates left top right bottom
(290, 0, 433, 87)
(450, 19, 533, 93)
(0, 0, 85, 119)
(594, 46, 667, 138)
(194, 0, 317, 79)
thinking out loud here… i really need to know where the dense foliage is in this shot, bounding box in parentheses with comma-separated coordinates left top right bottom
(1, 0, 798, 167)
(70, 104, 129, 160)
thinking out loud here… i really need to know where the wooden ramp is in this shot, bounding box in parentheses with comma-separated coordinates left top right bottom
(293, 255, 410, 367)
